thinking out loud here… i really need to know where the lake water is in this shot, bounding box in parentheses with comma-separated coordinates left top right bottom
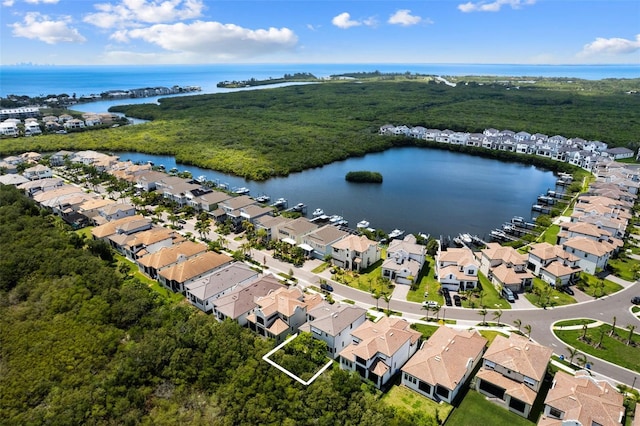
(118, 147, 557, 239)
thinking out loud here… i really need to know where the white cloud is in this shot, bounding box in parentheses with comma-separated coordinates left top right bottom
(332, 12, 361, 29)
(458, 0, 535, 13)
(25, 0, 60, 4)
(84, 0, 204, 28)
(2, 0, 15, 6)
(11, 12, 86, 44)
(579, 34, 640, 57)
(388, 9, 422, 26)
(117, 21, 298, 59)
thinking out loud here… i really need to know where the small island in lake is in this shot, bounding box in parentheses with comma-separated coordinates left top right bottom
(345, 171, 383, 183)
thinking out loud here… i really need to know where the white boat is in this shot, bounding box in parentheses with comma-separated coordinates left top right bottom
(357, 219, 370, 229)
(196, 175, 207, 183)
(461, 233, 473, 244)
(312, 208, 324, 217)
(329, 215, 343, 223)
(273, 197, 287, 206)
(235, 187, 250, 195)
(389, 229, 405, 239)
(255, 194, 270, 203)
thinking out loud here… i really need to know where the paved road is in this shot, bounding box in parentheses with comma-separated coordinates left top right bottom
(176, 215, 640, 387)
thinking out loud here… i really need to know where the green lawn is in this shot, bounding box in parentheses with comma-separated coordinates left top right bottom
(446, 390, 534, 426)
(554, 319, 596, 327)
(607, 256, 639, 282)
(576, 274, 623, 298)
(554, 324, 640, 373)
(115, 254, 185, 304)
(524, 278, 576, 308)
(382, 384, 453, 425)
(410, 323, 441, 339)
(478, 330, 509, 345)
(539, 224, 560, 245)
(407, 257, 443, 305)
(464, 272, 511, 310)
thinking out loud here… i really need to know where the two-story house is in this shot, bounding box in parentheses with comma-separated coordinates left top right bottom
(185, 263, 259, 313)
(158, 251, 233, 294)
(538, 370, 624, 426)
(302, 225, 349, 260)
(381, 235, 426, 285)
(246, 286, 323, 344)
(561, 236, 615, 275)
(527, 242, 582, 286)
(480, 243, 533, 293)
(401, 326, 487, 403)
(475, 334, 552, 418)
(436, 247, 479, 292)
(339, 317, 421, 389)
(137, 240, 207, 279)
(300, 302, 367, 358)
(211, 275, 285, 325)
(331, 234, 381, 272)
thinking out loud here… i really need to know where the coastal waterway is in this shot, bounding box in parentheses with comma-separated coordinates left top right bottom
(118, 147, 557, 239)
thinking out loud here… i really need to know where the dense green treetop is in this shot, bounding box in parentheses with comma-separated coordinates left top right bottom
(0, 184, 432, 425)
(1, 78, 638, 180)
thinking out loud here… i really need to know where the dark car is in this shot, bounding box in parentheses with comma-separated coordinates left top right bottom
(178, 219, 187, 224)
(445, 296, 453, 307)
(453, 295, 462, 307)
(562, 286, 575, 296)
(632, 296, 640, 305)
(320, 283, 334, 292)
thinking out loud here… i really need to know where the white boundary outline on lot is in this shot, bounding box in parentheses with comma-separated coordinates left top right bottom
(262, 333, 334, 386)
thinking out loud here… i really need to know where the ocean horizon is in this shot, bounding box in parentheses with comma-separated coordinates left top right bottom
(1, 63, 638, 98)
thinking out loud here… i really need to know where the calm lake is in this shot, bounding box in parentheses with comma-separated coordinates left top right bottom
(118, 147, 557, 239)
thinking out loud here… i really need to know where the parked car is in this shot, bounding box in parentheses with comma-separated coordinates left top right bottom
(445, 296, 453, 307)
(631, 296, 640, 305)
(561, 286, 575, 296)
(423, 300, 440, 309)
(320, 283, 334, 292)
(178, 219, 187, 224)
(453, 295, 462, 307)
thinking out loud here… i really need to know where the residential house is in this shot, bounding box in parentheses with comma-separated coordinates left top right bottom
(23, 164, 52, 180)
(212, 275, 286, 325)
(91, 215, 152, 243)
(0, 174, 29, 186)
(240, 204, 273, 224)
(480, 243, 533, 293)
(339, 317, 421, 389)
(192, 190, 232, 212)
(475, 334, 553, 418)
(402, 327, 487, 403)
(331, 234, 381, 272)
(382, 234, 426, 285)
(24, 121, 42, 135)
(526, 242, 582, 286)
(247, 286, 324, 343)
(97, 202, 136, 223)
(255, 215, 292, 242)
(436, 247, 479, 292)
(77, 198, 117, 224)
(0, 160, 18, 174)
(49, 150, 74, 166)
(604, 147, 634, 160)
(557, 221, 622, 251)
(538, 370, 624, 426)
(133, 170, 169, 192)
(277, 217, 318, 244)
(219, 195, 257, 229)
(137, 240, 207, 279)
(300, 302, 367, 358)
(158, 251, 233, 294)
(119, 227, 182, 260)
(17, 177, 64, 196)
(561, 236, 615, 275)
(302, 224, 349, 260)
(185, 263, 259, 313)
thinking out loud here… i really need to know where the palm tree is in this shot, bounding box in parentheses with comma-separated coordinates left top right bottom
(478, 308, 488, 326)
(581, 324, 588, 341)
(432, 305, 441, 321)
(216, 235, 227, 251)
(524, 324, 532, 340)
(372, 290, 382, 311)
(513, 319, 522, 332)
(627, 324, 637, 345)
(609, 316, 617, 337)
(595, 327, 605, 349)
(383, 293, 392, 315)
(239, 241, 253, 259)
(566, 346, 579, 364)
(492, 309, 503, 326)
(576, 353, 592, 370)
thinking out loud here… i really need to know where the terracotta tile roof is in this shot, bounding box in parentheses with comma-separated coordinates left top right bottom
(214, 275, 285, 319)
(528, 242, 579, 262)
(137, 240, 207, 269)
(492, 264, 533, 285)
(438, 247, 477, 266)
(539, 370, 624, 426)
(159, 251, 232, 283)
(304, 225, 349, 246)
(256, 287, 306, 317)
(563, 236, 615, 257)
(402, 327, 486, 391)
(340, 317, 421, 362)
(476, 368, 538, 404)
(438, 264, 479, 282)
(124, 227, 176, 248)
(561, 221, 612, 238)
(482, 243, 527, 265)
(483, 334, 552, 381)
(267, 318, 290, 335)
(91, 215, 150, 238)
(543, 260, 580, 278)
(332, 234, 378, 252)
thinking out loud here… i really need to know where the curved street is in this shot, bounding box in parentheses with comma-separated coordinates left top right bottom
(174, 210, 640, 388)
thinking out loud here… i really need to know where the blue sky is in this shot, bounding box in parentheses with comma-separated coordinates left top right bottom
(1, 0, 639, 65)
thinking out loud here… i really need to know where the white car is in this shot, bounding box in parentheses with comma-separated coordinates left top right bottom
(423, 300, 440, 308)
